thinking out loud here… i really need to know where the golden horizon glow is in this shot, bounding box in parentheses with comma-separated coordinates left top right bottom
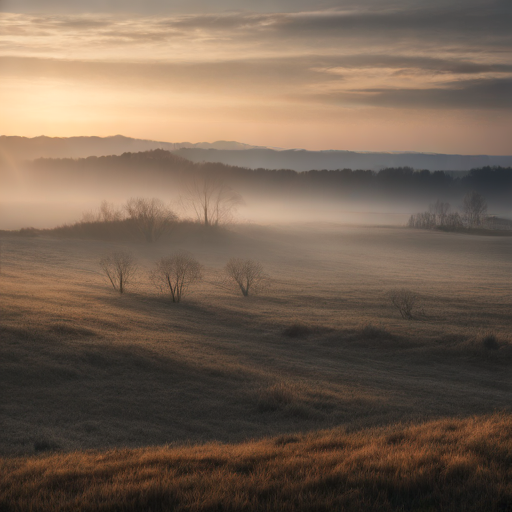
(1, 8, 511, 154)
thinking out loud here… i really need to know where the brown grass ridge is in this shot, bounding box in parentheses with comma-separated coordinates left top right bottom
(1, 413, 512, 512)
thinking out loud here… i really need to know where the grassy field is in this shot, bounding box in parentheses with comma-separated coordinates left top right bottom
(1, 223, 511, 509)
(2, 413, 512, 511)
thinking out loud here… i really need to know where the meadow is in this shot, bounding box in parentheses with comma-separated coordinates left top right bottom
(1, 223, 511, 509)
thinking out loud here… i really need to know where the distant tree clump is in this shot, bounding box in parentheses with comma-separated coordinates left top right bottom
(100, 251, 137, 294)
(463, 191, 488, 227)
(407, 194, 487, 231)
(151, 252, 202, 303)
(224, 258, 267, 296)
(125, 197, 177, 242)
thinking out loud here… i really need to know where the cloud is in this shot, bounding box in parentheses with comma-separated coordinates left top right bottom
(1, 5, 511, 113)
(2, 54, 511, 86)
(311, 78, 512, 109)
(147, 8, 512, 48)
(2, 0, 511, 15)
(2, 6, 511, 50)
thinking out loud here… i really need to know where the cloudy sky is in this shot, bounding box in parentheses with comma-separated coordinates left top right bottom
(1, 0, 511, 153)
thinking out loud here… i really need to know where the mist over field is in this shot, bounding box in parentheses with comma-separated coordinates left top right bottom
(1, 146, 511, 230)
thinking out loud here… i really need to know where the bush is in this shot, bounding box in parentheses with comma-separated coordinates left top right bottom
(282, 322, 311, 338)
(360, 323, 392, 340)
(482, 332, 499, 350)
(224, 258, 268, 296)
(100, 250, 137, 294)
(389, 289, 418, 319)
(150, 252, 202, 303)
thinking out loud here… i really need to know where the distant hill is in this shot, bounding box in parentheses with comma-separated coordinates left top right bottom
(1, 135, 511, 171)
(174, 148, 512, 172)
(0, 135, 262, 162)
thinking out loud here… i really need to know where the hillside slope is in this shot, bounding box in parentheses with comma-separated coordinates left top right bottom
(2, 414, 511, 512)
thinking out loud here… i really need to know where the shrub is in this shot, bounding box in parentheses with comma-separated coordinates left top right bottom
(150, 252, 202, 303)
(282, 322, 311, 338)
(389, 289, 418, 319)
(224, 258, 268, 296)
(360, 323, 392, 340)
(482, 332, 499, 350)
(100, 250, 137, 294)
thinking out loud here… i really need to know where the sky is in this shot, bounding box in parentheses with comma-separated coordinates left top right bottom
(1, 0, 511, 153)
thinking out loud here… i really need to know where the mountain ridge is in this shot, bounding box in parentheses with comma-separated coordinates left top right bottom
(1, 135, 512, 171)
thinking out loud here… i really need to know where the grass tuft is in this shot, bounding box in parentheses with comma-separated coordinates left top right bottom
(282, 322, 311, 338)
(482, 332, 500, 351)
(360, 322, 393, 340)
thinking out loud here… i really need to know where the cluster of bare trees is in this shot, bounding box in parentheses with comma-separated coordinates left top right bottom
(82, 198, 177, 242)
(408, 192, 488, 230)
(100, 251, 267, 302)
(82, 177, 242, 243)
(125, 198, 177, 243)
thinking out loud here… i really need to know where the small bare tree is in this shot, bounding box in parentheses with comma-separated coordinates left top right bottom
(429, 200, 450, 226)
(81, 200, 124, 223)
(184, 175, 243, 227)
(224, 258, 267, 296)
(151, 252, 202, 303)
(389, 289, 418, 319)
(99, 200, 123, 222)
(100, 251, 137, 294)
(125, 197, 177, 242)
(463, 191, 487, 227)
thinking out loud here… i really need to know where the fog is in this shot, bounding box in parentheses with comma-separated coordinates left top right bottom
(0, 191, 412, 231)
(1, 154, 509, 230)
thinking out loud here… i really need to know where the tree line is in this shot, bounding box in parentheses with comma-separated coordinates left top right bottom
(27, 150, 512, 208)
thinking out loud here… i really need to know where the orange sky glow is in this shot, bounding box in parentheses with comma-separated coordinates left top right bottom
(1, 4, 511, 153)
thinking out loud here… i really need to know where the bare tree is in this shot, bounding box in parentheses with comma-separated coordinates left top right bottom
(224, 258, 267, 296)
(463, 191, 487, 227)
(125, 197, 177, 242)
(81, 200, 124, 223)
(100, 251, 137, 294)
(99, 200, 123, 222)
(429, 200, 450, 226)
(151, 252, 202, 303)
(389, 289, 418, 319)
(184, 175, 243, 227)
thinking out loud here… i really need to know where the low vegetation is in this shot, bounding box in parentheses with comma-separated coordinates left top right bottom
(2, 414, 512, 512)
(150, 252, 203, 303)
(408, 192, 512, 233)
(99, 251, 137, 294)
(224, 258, 268, 296)
(1, 223, 510, 510)
(389, 289, 419, 320)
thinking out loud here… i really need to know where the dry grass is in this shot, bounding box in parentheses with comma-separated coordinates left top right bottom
(1, 413, 512, 511)
(0, 223, 511, 510)
(1, 223, 511, 509)
(0, 224, 511, 457)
